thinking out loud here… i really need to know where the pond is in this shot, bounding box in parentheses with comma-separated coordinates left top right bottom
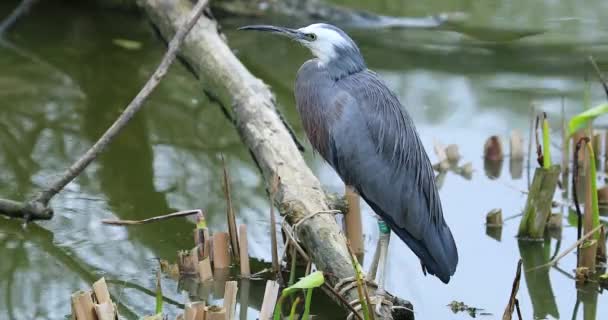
(1, 0, 607, 319)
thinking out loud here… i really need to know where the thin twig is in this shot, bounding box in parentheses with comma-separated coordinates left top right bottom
(281, 222, 311, 262)
(102, 209, 202, 226)
(502, 259, 522, 320)
(269, 173, 281, 282)
(0, 0, 37, 36)
(527, 224, 603, 271)
(221, 154, 240, 262)
(588, 56, 608, 99)
(514, 299, 523, 320)
(31, 0, 209, 207)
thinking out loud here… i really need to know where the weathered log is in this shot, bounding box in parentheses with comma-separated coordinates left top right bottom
(139, 0, 413, 318)
(517, 165, 561, 239)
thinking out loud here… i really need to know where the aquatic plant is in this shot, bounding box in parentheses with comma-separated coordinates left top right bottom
(274, 271, 325, 320)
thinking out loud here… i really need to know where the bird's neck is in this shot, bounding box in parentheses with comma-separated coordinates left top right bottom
(321, 48, 366, 80)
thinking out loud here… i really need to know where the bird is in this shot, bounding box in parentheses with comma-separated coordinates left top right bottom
(239, 23, 458, 284)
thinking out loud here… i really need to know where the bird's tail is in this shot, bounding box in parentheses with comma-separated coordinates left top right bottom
(385, 216, 458, 283)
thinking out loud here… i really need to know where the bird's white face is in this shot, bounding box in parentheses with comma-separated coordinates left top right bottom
(297, 24, 351, 66)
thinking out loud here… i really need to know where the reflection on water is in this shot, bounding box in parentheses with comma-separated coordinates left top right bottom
(518, 239, 559, 319)
(1, 0, 607, 319)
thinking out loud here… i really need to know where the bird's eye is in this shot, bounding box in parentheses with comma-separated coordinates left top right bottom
(307, 33, 317, 41)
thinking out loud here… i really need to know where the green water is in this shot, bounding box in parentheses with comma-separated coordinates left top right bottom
(1, 0, 607, 319)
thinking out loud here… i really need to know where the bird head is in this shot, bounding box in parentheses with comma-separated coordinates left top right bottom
(239, 23, 365, 76)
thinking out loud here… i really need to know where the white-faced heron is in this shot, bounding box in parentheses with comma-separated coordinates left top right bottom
(240, 23, 458, 286)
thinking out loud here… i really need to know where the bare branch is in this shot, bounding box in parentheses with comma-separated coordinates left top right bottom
(0, 0, 209, 221)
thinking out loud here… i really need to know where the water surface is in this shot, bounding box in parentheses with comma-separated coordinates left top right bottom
(1, 1, 607, 319)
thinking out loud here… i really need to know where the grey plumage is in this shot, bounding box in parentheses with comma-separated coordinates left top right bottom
(240, 23, 458, 283)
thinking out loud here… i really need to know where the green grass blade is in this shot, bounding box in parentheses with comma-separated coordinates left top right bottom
(302, 289, 313, 320)
(289, 296, 301, 320)
(348, 249, 370, 320)
(155, 269, 163, 314)
(568, 103, 608, 136)
(274, 295, 286, 320)
(585, 142, 601, 239)
(543, 117, 551, 168)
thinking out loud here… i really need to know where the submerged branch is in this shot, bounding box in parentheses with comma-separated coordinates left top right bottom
(102, 209, 202, 226)
(0, 0, 208, 221)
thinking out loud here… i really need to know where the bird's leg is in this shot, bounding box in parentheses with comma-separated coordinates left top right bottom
(367, 232, 381, 279)
(374, 219, 391, 314)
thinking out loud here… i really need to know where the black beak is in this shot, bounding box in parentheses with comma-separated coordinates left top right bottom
(238, 25, 306, 41)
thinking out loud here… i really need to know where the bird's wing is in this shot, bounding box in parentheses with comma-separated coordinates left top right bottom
(324, 70, 458, 282)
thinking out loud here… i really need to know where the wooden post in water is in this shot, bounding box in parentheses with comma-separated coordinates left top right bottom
(517, 165, 561, 239)
(345, 185, 363, 257)
(259, 281, 280, 320)
(213, 232, 231, 269)
(579, 150, 597, 271)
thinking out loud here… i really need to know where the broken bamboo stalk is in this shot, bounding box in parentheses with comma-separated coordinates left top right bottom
(517, 165, 561, 239)
(198, 257, 213, 281)
(238, 224, 250, 276)
(259, 280, 280, 320)
(486, 208, 503, 227)
(212, 232, 231, 269)
(207, 306, 226, 320)
(71, 290, 96, 320)
(223, 281, 238, 320)
(139, 1, 413, 318)
(184, 301, 205, 320)
(345, 185, 363, 257)
(580, 144, 598, 271)
(178, 250, 198, 274)
(102, 209, 202, 226)
(92, 277, 116, 320)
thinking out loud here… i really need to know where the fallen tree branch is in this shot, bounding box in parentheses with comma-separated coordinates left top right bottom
(139, 0, 413, 318)
(0, 0, 208, 221)
(102, 209, 202, 226)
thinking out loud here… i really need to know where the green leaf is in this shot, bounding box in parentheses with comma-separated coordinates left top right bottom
(282, 271, 325, 296)
(568, 103, 608, 136)
(155, 270, 163, 314)
(112, 38, 142, 50)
